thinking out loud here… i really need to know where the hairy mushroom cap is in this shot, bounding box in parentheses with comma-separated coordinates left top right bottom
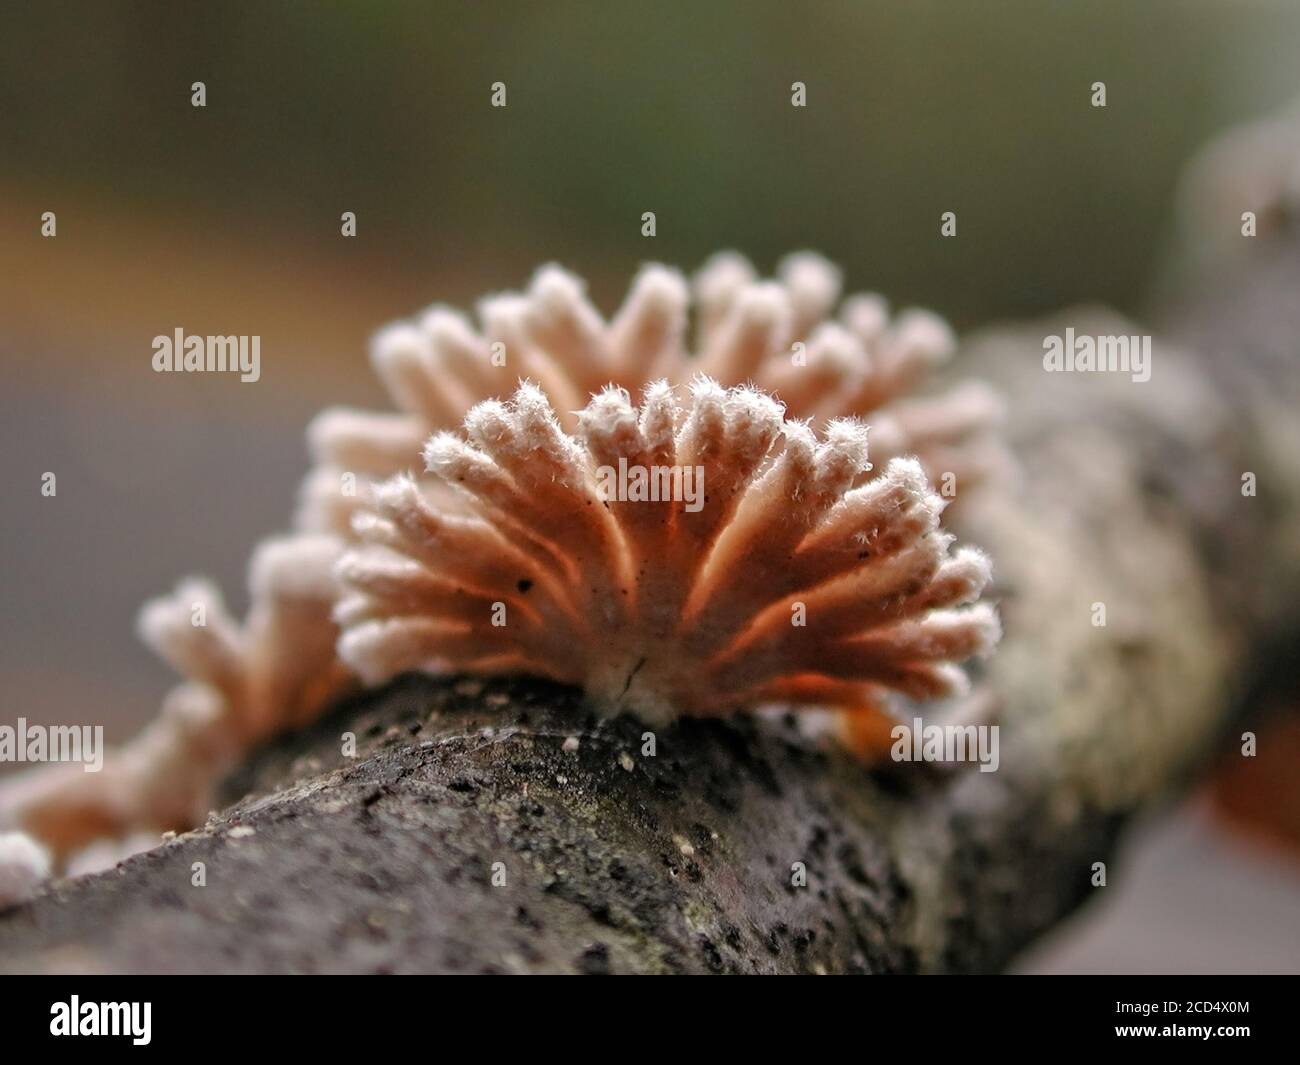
(301, 253, 1005, 537)
(0, 832, 50, 910)
(0, 535, 350, 863)
(2, 254, 1006, 883)
(336, 380, 999, 733)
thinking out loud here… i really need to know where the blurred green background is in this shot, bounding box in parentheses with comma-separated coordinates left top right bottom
(6, 0, 1300, 328)
(2, 1, 1299, 971)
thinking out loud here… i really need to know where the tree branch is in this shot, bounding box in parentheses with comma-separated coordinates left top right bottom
(4, 286, 1298, 973)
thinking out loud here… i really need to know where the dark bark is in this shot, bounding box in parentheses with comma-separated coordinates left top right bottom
(0, 671, 1124, 974)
